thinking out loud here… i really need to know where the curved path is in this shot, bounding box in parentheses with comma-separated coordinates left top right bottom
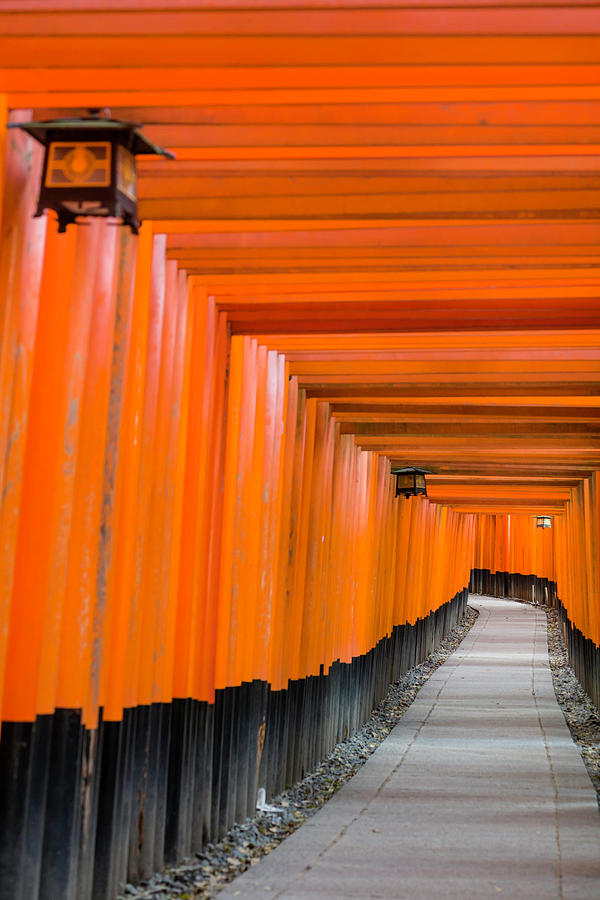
(220, 597, 600, 899)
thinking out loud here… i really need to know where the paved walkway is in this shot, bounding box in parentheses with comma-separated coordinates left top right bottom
(221, 597, 600, 899)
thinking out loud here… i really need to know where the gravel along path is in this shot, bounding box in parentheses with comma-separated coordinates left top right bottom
(118, 600, 600, 899)
(506, 596, 600, 807)
(118, 607, 479, 900)
(545, 607, 600, 806)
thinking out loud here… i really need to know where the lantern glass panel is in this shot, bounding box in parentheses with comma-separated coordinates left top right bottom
(414, 472, 426, 491)
(45, 142, 111, 188)
(395, 472, 415, 494)
(116, 144, 137, 201)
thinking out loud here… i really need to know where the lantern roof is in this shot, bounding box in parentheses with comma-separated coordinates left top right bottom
(391, 466, 433, 475)
(8, 117, 175, 160)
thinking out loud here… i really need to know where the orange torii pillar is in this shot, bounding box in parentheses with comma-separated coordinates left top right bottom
(0, 121, 475, 899)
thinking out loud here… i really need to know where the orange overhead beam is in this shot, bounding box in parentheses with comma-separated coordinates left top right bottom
(165, 223, 600, 249)
(1, 7, 598, 36)
(2, 37, 600, 69)
(42, 100, 600, 127)
(15, 88, 600, 106)
(4, 64, 600, 93)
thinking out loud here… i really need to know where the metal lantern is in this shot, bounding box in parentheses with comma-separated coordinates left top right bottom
(536, 516, 552, 529)
(392, 466, 430, 499)
(8, 113, 174, 234)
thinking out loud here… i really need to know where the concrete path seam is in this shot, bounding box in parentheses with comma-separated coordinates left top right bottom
(531, 608, 564, 900)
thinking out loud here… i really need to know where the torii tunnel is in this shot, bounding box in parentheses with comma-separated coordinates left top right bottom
(0, 3, 599, 899)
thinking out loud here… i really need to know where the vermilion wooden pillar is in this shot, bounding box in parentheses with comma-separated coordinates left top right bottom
(0, 111, 46, 732)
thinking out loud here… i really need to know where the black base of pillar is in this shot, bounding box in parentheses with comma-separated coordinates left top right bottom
(0, 587, 469, 900)
(469, 567, 558, 607)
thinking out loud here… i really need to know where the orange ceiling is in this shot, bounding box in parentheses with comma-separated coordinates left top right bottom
(1, 0, 599, 515)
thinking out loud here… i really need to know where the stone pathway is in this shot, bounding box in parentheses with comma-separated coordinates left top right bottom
(220, 597, 600, 899)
